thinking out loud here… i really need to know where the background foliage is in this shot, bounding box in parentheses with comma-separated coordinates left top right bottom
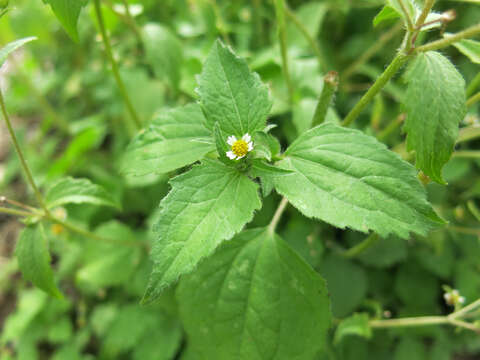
(1, 0, 480, 359)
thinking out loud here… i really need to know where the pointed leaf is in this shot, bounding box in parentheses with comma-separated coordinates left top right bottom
(198, 40, 272, 136)
(334, 313, 372, 345)
(45, 177, 120, 209)
(0, 37, 36, 67)
(177, 228, 331, 360)
(143, 159, 262, 303)
(274, 124, 444, 238)
(16, 224, 63, 298)
(373, 6, 401, 27)
(404, 51, 467, 184)
(121, 104, 215, 178)
(450, 37, 480, 64)
(43, 0, 87, 42)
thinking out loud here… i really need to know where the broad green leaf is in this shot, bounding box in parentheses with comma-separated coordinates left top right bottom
(16, 224, 63, 298)
(143, 159, 262, 303)
(450, 37, 480, 64)
(404, 51, 467, 184)
(121, 104, 214, 178)
(143, 23, 183, 89)
(198, 40, 272, 136)
(274, 124, 444, 239)
(334, 313, 372, 345)
(177, 228, 331, 360)
(319, 255, 367, 317)
(373, 6, 400, 27)
(0, 37, 36, 67)
(43, 0, 87, 42)
(45, 177, 120, 210)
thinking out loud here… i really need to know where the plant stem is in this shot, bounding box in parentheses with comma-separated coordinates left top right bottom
(2, 197, 38, 212)
(467, 200, 480, 222)
(398, 0, 414, 31)
(93, 0, 142, 129)
(377, 113, 405, 141)
(0, 206, 34, 217)
(467, 72, 480, 97)
(451, 298, 480, 319)
(274, 0, 294, 105)
(104, 0, 143, 46)
(342, 53, 409, 127)
(284, 5, 327, 70)
(312, 71, 339, 127)
(457, 126, 480, 143)
(370, 316, 448, 329)
(342, 23, 403, 80)
(415, 0, 435, 28)
(342, 233, 379, 258)
(452, 150, 480, 159)
(467, 92, 480, 107)
(415, 23, 480, 53)
(0, 89, 49, 213)
(448, 225, 480, 236)
(268, 197, 289, 234)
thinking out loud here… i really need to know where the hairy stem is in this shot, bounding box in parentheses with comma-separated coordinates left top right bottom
(268, 197, 289, 234)
(284, 5, 327, 70)
(312, 71, 339, 127)
(93, 0, 142, 129)
(415, 0, 435, 28)
(274, 0, 294, 105)
(0, 206, 35, 217)
(0, 89, 49, 213)
(415, 23, 480, 53)
(398, 0, 414, 31)
(342, 53, 409, 127)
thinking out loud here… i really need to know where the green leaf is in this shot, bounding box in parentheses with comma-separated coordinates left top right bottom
(16, 224, 63, 299)
(198, 40, 272, 136)
(0, 37, 36, 67)
(404, 51, 467, 184)
(143, 159, 262, 303)
(177, 228, 331, 360)
(143, 23, 183, 89)
(373, 6, 400, 27)
(387, 0, 415, 23)
(43, 0, 87, 42)
(274, 124, 444, 239)
(450, 37, 480, 64)
(319, 255, 367, 317)
(121, 104, 214, 178)
(214, 122, 231, 163)
(334, 313, 372, 345)
(45, 177, 120, 210)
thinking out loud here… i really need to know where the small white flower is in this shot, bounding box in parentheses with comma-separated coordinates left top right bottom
(226, 133, 253, 160)
(444, 289, 465, 306)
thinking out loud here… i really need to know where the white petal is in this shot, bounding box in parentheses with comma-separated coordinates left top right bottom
(227, 136, 237, 146)
(452, 290, 459, 296)
(247, 142, 253, 151)
(242, 133, 251, 142)
(237, 154, 245, 159)
(459, 296, 466, 304)
(226, 151, 236, 160)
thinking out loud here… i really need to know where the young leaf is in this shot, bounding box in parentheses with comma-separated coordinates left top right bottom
(16, 224, 63, 299)
(45, 177, 120, 210)
(404, 51, 467, 184)
(43, 0, 87, 42)
(334, 313, 372, 345)
(198, 39, 272, 136)
(388, 0, 415, 24)
(177, 228, 331, 360)
(274, 123, 444, 239)
(373, 6, 401, 27)
(121, 104, 215, 178)
(143, 159, 262, 303)
(450, 37, 480, 64)
(0, 37, 37, 67)
(143, 23, 184, 90)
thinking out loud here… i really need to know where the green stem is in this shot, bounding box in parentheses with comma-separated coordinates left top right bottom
(467, 72, 480, 97)
(451, 298, 480, 319)
(104, 0, 143, 46)
(268, 197, 289, 234)
(467, 92, 480, 107)
(457, 126, 480, 143)
(467, 200, 480, 222)
(274, 0, 294, 105)
(370, 316, 448, 329)
(452, 150, 480, 159)
(342, 23, 403, 80)
(0, 206, 35, 217)
(342, 53, 409, 127)
(398, 0, 414, 31)
(415, 23, 480, 53)
(448, 225, 480, 236)
(93, 0, 142, 129)
(0, 89, 49, 213)
(284, 5, 327, 70)
(342, 233, 379, 258)
(312, 71, 339, 127)
(377, 113, 405, 141)
(415, 0, 435, 28)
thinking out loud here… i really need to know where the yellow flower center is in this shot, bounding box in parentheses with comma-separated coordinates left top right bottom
(232, 139, 249, 157)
